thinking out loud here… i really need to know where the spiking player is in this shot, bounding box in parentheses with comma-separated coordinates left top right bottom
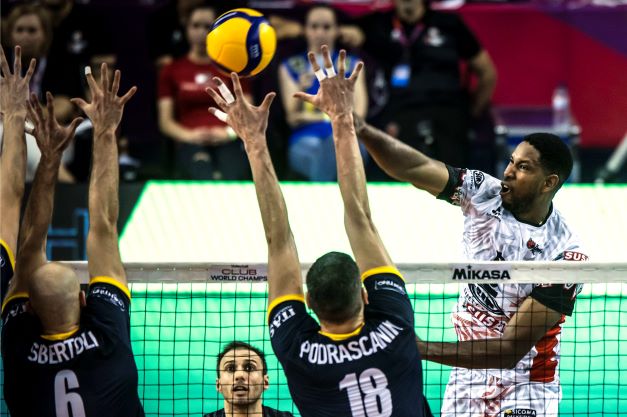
(355, 111, 588, 414)
(205, 45, 431, 417)
(2, 61, 144, 416)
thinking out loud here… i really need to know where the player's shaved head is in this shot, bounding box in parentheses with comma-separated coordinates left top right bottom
(306, 251, 362, 324)
(29, 262, 82, 332)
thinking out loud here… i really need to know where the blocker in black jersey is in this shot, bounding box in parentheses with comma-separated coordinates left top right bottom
(268, 267, 431, 417)
(2, 279, 144, 417)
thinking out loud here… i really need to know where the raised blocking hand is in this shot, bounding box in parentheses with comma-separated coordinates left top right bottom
(27, 92, 83, 160)
(293, 45, 363, 120)
(71, 64, 137, 134)
(205, 73, 276, 149)
(0, 46, 36, 116)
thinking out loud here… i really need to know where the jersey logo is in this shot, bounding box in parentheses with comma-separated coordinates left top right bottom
(467, 284, 506, 316)
(489, 207, 503, 221)
(269, 305, 297, 338)
(0, 255, 5, 267)
(473, 171, 485, 188)
(373, 279, 406, 296)
(504, 408, 537, 416)
(424, 27, 445, 47)
(562, 251, 589, 261)
(526, 238, 543, 255)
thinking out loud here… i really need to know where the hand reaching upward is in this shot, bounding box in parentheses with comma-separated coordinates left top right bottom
(293, 45, 364, 121)
(0, 46, 36, 117)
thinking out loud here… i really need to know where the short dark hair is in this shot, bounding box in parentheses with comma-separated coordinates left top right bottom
(306, 251, 361, 323)
(523, 133, 573, 191)
(217, 341, 267, 376)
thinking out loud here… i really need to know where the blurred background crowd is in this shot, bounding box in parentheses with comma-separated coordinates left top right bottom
(1, 0, 626, 184)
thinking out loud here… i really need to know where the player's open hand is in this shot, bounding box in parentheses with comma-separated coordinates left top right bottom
(71, 63, 137, 134)
(0, 46, 36, 116)
(27, 92, 83, 160)
(293, 45, 364, 121)
(205, 73, 276, 149)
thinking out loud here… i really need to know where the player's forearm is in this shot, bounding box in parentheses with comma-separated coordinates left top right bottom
(333, 114, 371, 222)
(246, 140, 292, 249)
(17, 156, 61, 264)
(158, 116, 192, 143)
(0, 114, 27, 199)
(418, 339, 521, 369)
(357, 122, 433, 182)
(89, 128, 120, 231)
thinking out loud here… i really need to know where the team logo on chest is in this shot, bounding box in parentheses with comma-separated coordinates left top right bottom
(526, 238, 543, 255)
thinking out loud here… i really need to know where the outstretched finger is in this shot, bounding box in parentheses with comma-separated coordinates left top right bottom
(321, 45, 336, 78)
(120, 86, 137, 105)
(29, 93, 45, 123)
(348, 61, 364, 84)
(230, 73, 245, 101)
(208, 107, 228, 123)
(70, 97, 89, 112)
(84, 66, 99, 95)
(67, 116, 85, 137)
(24, 58, 37, 83)
(100, 63, 110, 91)
(0, 47, 11, 77)
(13, 46, 21, 77)
(112, 69, 121, 96)
(259, 92, 276, 112)
(338, 50, 347, 79)
(26, 96, 39, 127)
(205, 86, 228, 111)
(45, 92, 56, 127)
(215, 77, 235, 104)
(293, 91, 315, 105)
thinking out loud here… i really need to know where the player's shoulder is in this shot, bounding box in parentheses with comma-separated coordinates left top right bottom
(87, 278, 131, 310)
(547, 207, 587, 255)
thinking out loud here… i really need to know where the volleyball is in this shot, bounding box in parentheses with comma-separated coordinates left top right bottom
(206, 8, 276, 77)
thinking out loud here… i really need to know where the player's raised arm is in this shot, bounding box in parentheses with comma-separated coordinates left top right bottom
(205, 74, 303, 303)
(294, 46, 391, 273)
(354, 114, 449, 196)
(9, 92, 82, 296)
(0, 46, 35, 293)
(71, 64, 136, 287)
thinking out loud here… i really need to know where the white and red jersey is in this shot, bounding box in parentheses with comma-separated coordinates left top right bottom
(437, 167, 588, 384)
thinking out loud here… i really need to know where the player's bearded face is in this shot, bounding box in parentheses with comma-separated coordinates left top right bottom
(217, 349, 269, 407)
(501, 143, 545, 214)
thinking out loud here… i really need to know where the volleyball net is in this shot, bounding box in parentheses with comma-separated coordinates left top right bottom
(3, 261, 623, 417)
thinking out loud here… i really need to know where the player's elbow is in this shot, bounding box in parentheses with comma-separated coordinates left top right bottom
(501, 341, 526, 369)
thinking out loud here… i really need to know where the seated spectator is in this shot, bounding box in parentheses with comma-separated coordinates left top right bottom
(204, 341, 294, 417)
(157, 3, 251, 180)
(278, 5, 368, 181)
(3, 5, 80, 182)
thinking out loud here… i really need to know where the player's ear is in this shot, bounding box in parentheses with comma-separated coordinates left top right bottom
(79, 290, 87, 308)
(216, 378, 222, 393)
(544, 173, 560, 194)
(361, 287, 369, 305)
(263, 374, 269, 391)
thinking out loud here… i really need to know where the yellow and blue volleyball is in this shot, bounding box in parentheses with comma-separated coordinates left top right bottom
(206, 8, 276, 77)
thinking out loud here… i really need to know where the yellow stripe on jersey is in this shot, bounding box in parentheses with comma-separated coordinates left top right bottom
(319, 323, 365, 341)
(0, 238, 16, 270)
(89, 276, 131, 300)
(361, 266, 404, 282)
(1, 291, 28, 314)
(41, 327, 80, 341)
(267, 294, 305, 321)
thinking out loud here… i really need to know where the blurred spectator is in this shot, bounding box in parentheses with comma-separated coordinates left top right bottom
(157, 3, 251, 180)
(278, 5, 368, 181)
(2, 4, 78, 182)
(359, 0, 496, 169)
